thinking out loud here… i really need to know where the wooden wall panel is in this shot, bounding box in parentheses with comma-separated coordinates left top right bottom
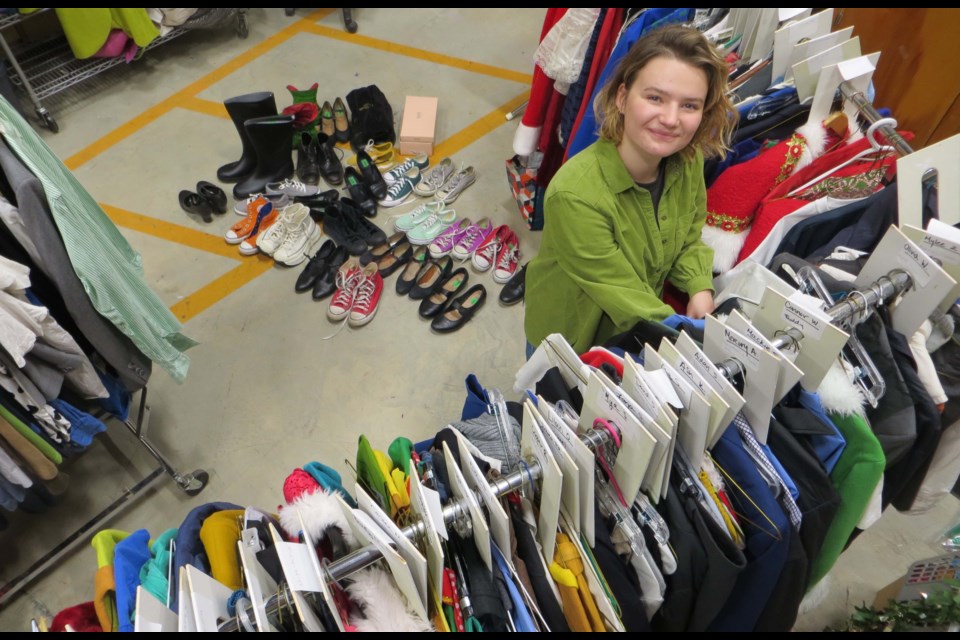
(835, 8, 960, 147)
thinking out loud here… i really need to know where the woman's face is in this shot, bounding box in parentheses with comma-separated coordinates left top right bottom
(616, 56, 708, 163)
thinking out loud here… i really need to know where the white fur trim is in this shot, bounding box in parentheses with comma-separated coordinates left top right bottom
(795, 121, 828, 167)
(278, 489, 357, 549)
(701, 223, 748, 273)
(512, 123, 542, 156)
(816, 361, 867, 418)
(347, 568, 434, 632)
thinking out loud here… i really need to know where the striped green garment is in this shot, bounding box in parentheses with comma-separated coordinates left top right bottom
(0, 97, 196, 382)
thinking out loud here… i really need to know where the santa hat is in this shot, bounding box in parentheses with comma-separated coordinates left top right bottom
(703, 121, 843, 273)
(513, 8, 567, 156)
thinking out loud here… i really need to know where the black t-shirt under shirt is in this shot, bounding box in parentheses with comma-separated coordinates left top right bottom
(637, 164, 666, 218)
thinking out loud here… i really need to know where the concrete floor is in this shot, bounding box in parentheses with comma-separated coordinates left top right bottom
(0, 8, 957, 631)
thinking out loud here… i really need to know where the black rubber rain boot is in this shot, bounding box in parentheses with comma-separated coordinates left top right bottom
(217, 91, 278, 183)
(233, 115, 296, 200)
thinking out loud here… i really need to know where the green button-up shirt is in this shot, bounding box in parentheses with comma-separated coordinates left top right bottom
(525, 139, 715, 351)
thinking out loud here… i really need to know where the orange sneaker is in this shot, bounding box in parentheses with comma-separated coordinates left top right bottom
(225, 195, 268, 244)
(239, 205, 279, 256)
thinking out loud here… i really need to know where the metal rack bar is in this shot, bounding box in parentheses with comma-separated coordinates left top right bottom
(0, 386, 209, 606)
(715, 269, 913, 380)
(218, 428, 609, 632)
(840, 80, 914, 157)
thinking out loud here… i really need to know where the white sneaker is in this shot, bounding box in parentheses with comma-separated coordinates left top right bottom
(273, 204, 323, 267)
(265, 178, 320, 198)
(256, 204, 299, 256)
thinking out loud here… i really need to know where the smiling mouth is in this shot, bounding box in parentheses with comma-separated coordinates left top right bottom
(650, 129, 677, 138)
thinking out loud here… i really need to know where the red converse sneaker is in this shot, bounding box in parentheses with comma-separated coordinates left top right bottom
(348, 262, 383, 327)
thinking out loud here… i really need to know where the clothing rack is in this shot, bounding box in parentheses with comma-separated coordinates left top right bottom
(0, 387, 209, 606)
(218, 427, 612, 632)
(715, 268, 913, 380)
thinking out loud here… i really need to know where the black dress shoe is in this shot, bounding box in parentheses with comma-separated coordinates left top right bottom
(343, 166, 377, 218)
(395, 246, 429, 295)
(340, 198, 386, 246)
(360, 231, 406, 266)
(179, 190, 214, 222)
(295, 239, 336, 292)
(321, 205, 367, 256)
(296, 132, 321, 185)
(196, 181, 227, 214)
(376, 240, 413, 278)
(312, 245, 349, 300)
(409, 256, 453, 300)
(498, 262, 526, 305)
(355, 149, 388, 200)
(315, 133, 344, 186)
(419, 268, 469, 318)
(431, 284, 487, 333)
(294, 189, 339, 208)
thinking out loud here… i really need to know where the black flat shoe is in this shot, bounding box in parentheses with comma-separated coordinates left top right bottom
(312, 245, 350, 300)
(396, 246, 429, 295)
(377, 240, 413, 278)
(294, 189, 339, 208)
(355, 149, 388, 200)
(295, 239, 336, 292)
(499, 262, 526, 305)
(431, 284, 486, 333)
(419, 268, 469, 318)
(197, 181, 228, 214)
(409, 256, 453, 300)
(360, 231, 405, 266)
(179, 190, 214, 222)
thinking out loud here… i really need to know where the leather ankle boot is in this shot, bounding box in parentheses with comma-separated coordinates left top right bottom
(233, 115, 296, 200)
(217, 92, 278, 183)
(296, 131, 321, 185)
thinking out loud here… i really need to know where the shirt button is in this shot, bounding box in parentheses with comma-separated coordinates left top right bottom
(662, 238, 667, 244)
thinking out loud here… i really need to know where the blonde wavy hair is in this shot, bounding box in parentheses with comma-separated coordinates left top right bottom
(594, 23, 737, 160)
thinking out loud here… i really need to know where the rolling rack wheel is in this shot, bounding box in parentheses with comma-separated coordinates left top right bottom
(37, 107, 58, 133)
(285, 8, 295, 17)
(343, 8, 358, 33)
(176, 469, 210, 497)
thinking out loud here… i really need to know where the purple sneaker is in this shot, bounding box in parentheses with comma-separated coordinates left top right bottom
(428, 217, 472, 259)
(451, 217, 494, 261)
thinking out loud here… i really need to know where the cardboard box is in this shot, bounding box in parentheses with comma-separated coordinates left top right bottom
(399, 96, 438, 156)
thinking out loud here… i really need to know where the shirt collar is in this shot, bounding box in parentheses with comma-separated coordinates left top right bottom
(596, 139, 683, 194)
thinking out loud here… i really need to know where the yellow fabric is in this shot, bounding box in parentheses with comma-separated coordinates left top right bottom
(373, 449, 410, 515)
(554, 533, 606, 633)
(93, 564, 119, 632)
(199, 509, 244, 591)
(699, 470, 744, 547)
(54, 9, 159, 59)
(91, 529, 130, 568)
(548, 562, 578, 588)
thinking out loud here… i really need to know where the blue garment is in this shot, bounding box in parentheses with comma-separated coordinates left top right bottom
(462, 373, 490, 420)
(796, 391, 847, 475)
(559, 8, 608, 147)
(707, 426, 790, 632)
(114, 528, 152, 632)
(662, 314, 706, 332)
(49, 398, 106, 447)
(566, 8, 695, 160)
(95, 369, 131, 420)
(171, 501, 243, 613)
(492, 543, 537, 632)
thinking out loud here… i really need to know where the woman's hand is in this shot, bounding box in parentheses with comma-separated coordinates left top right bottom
(686, 289, 715, 319)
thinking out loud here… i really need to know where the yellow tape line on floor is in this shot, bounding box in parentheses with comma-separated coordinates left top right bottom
(169, 255, 275, 322)
(101, 204, 243, 261)
(298, 22, 532, 85)
(65, 9, 335, 171)
(432, 91, 530, 161)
